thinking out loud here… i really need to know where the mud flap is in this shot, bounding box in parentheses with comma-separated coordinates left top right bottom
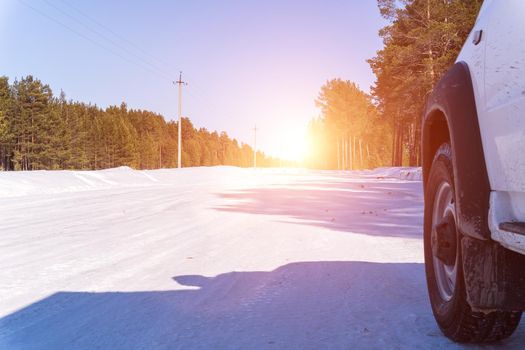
(462, 236, 525, 311)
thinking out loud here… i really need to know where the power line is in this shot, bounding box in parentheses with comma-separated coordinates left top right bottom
(17, 0, 173, 83)
(57, 0, 176, 73)
(40, 0, 176, 80)
(22, 1, 226, 104)
(63, 2, 231, 121)
(22, 0, 223, 114)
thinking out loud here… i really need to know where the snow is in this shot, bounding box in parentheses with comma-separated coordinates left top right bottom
(0, 166, 523, 349)
(366, 166, 423, 181)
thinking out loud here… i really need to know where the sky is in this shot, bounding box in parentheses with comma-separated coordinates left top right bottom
(0, 0, 387, 161)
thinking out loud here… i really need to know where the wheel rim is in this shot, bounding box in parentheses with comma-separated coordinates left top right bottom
(431, 181, 458, 302)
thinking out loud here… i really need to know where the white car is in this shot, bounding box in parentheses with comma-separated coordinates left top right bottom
(422, 0, 525, 343)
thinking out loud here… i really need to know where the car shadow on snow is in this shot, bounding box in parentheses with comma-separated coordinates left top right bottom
(214, 178, 424, 238)
(1, 261, 523, 349)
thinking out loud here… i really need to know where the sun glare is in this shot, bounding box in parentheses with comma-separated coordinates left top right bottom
(276, 124, 309, 163)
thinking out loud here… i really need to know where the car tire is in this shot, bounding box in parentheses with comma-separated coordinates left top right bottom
(424, 142, 522, 343)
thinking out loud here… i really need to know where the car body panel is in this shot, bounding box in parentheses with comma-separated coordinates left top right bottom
(489, 191, 525, 255)
(456, 0, 525, 252)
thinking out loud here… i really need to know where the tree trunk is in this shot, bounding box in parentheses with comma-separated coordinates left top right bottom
(359, 139, 363, 169)
(393, 123, 404, 167)
(336, 137, 340, 170)
(345, 133, 350, 170)
(343, 136, 347, 170)
(397, 124, 404, 166)
(352, 136, 356, 170)
(366, 143, 370, 168)
(392, 125, 397, 166)
(409, 122, 418, 166)
(348, 134, 352, 170)
(427, 0, 436, 84)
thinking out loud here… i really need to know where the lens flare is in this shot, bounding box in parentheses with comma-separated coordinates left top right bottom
(274, 123, 309, 164)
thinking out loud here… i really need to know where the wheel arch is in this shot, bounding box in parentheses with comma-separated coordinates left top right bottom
(422, 109, 450, 187)
(422, 61, 491, 240)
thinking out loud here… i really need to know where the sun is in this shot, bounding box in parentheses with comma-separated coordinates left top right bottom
(276, 124, 309, 163)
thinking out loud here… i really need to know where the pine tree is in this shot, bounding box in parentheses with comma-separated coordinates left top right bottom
(11, 76, 54, 170)
(0, 77, 13, 170)
(312, 79, 385, 170)
(369, 0, 482, 166)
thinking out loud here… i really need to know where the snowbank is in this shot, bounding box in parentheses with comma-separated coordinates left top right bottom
(0, 166, 243, 197)
(0, 166, 422, 198)
(367, 167, 422, 181)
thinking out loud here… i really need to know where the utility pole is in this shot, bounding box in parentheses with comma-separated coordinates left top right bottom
(253, 124, 257, 168)
(174, 72, 187, 169)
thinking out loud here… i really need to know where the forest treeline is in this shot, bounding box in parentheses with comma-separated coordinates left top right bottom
(0, 75, 278, 171)
(305, 0, 482, 169)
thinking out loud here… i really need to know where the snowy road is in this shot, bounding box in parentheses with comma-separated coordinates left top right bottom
(0, 167, 523, 349)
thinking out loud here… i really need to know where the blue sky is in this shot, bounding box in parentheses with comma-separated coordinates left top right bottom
(0, 0, 386, 160)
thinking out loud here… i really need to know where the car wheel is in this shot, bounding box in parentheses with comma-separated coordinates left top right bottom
(424, 143, 521, 342)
